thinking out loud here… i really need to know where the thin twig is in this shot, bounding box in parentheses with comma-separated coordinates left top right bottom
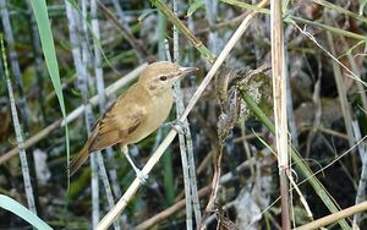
(295, 201, 367, 230)
(291, 21, 366, 87)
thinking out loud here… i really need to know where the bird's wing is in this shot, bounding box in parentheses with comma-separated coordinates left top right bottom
(89, 99, 147, 150)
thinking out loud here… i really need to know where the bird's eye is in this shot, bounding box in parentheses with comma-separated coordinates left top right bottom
(160, 75, 168, 81)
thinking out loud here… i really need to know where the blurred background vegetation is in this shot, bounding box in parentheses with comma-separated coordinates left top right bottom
(0, 0, 366, 229)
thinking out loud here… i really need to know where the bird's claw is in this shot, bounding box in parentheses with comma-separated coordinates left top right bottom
(135, 170, 148, 184)
(165, 120, 186, 135)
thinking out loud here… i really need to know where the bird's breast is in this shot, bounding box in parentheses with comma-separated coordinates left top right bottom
(146, 91, 173, 129)
(130, 91, 173, 143)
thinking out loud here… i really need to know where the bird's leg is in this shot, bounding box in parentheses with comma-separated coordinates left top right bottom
(164, 120, 186, 135)
(120, 144, 148, 183)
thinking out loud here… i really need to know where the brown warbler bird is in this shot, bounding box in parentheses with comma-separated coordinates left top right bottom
(70, 61, 198, 178)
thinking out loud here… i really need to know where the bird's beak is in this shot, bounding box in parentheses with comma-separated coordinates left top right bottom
(179, 66, 199, 77)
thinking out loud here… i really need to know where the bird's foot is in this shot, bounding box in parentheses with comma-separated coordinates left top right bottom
(165, 120, 186, 135)
(134, 169, 149, 184)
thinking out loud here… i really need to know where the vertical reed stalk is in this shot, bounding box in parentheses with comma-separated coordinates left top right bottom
(270, 0, 290, 228)
(0, 0, 30, 128)
(171, 1, 193, 228)
(64, 1, 100, 227)
(184, 17, 202, 226)
(326, 31, 355, 149)
(1, 35, 37, 214)
(1, 0, 39, 214)
(352, 121, 367, 227)
(91, 0, 121, 228)
(165, 36, 193, 230)
(204, 0, 221, 54)
(157, 13, 176, 206)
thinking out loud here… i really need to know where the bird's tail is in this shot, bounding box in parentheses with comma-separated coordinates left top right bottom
(70, 139, 92, 176)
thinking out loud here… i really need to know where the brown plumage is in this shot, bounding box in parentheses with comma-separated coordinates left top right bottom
(70, 61, 198, 175)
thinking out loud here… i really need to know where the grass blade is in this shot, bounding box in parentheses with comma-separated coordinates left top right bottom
(29, 0, 70, 185)
(0, 195, 53, 230)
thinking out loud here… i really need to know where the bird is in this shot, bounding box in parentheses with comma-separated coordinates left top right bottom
(70, 61, 198, 179)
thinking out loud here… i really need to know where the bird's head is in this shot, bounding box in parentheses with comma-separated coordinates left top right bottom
(139, 61, 198, 94)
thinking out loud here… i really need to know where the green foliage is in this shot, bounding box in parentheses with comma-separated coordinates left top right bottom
(29, 0, 70, 184)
